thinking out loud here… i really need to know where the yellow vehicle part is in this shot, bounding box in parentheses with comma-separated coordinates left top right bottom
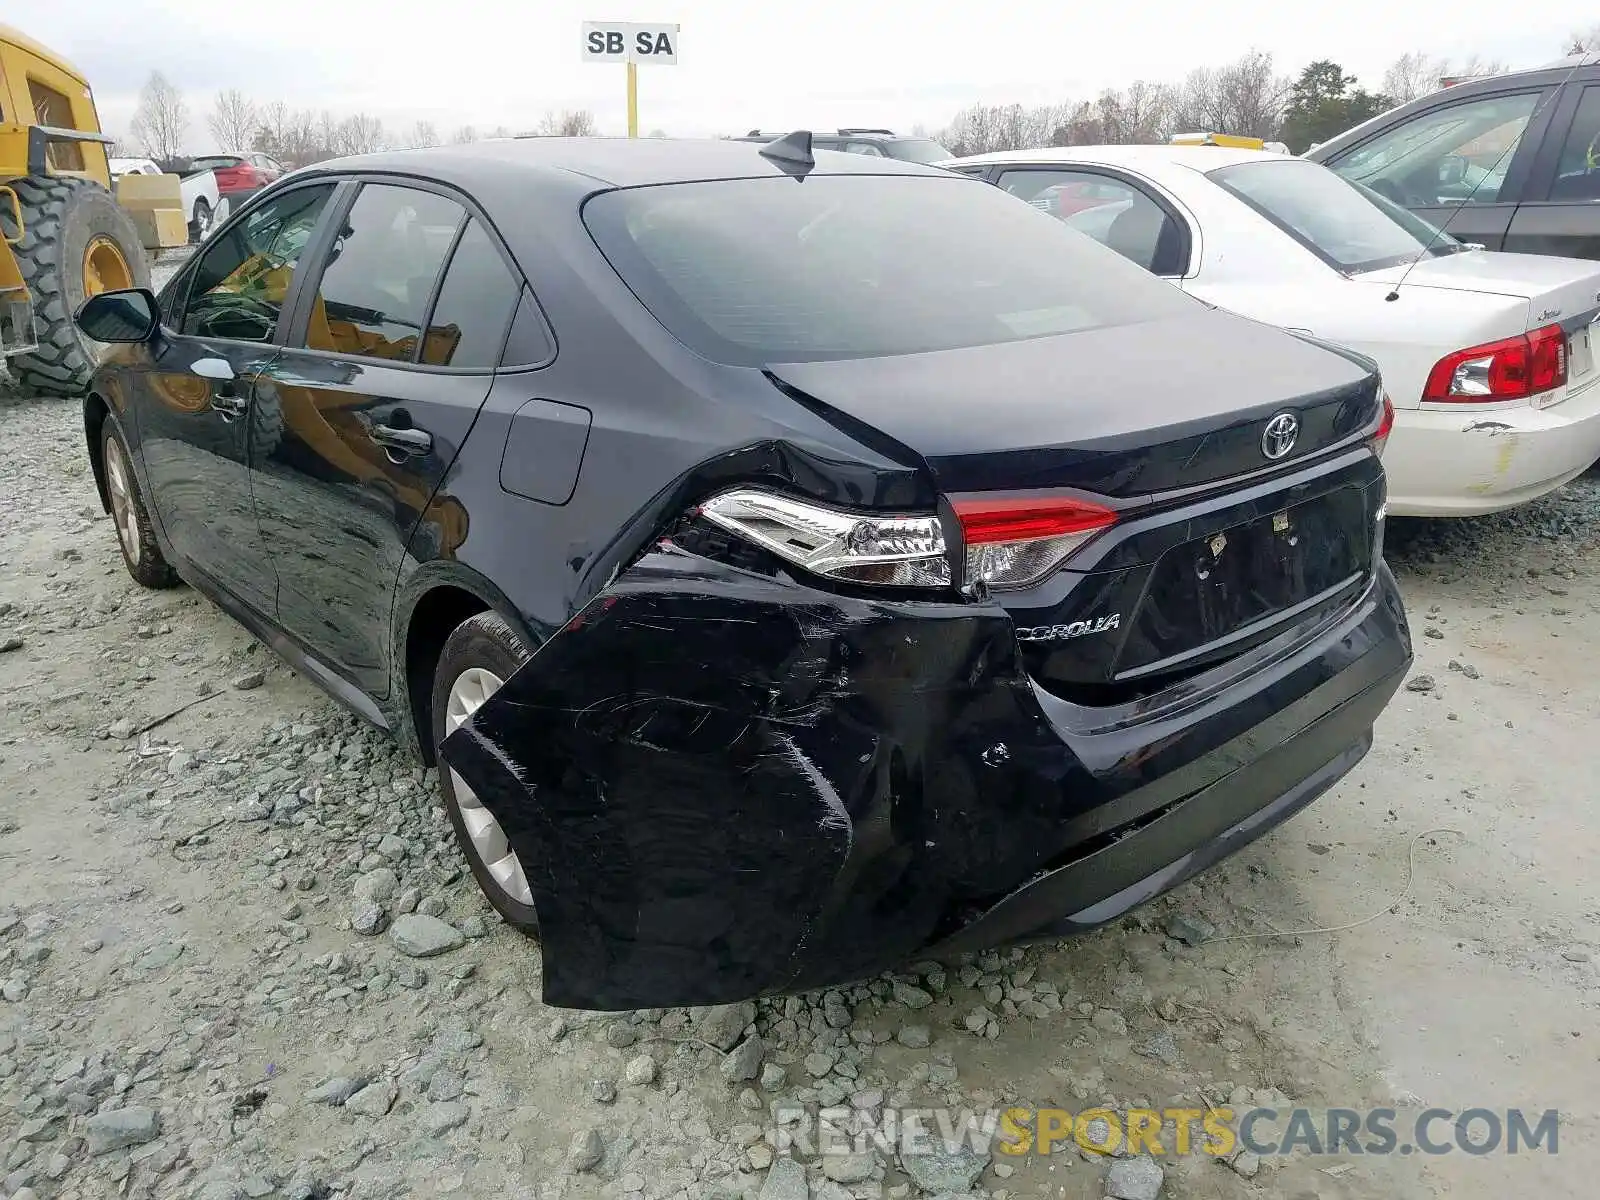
(0, 23, 112, 186)
(1171, 132, 1266, 150)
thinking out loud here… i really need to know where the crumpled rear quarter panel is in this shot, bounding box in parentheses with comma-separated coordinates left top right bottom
(438, 546, 1090, 1011)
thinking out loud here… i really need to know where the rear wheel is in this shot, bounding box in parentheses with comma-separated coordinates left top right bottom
(431, 611, 539, 933)
(101, 422, 179, 589)
(1, 177, 150, 398)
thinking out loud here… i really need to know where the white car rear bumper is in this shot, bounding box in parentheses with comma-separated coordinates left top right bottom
(1384, 380, 1600, 517)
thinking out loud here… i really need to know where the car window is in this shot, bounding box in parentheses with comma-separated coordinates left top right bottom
(582, 174, 1201, 367)
(501, 287, 556, 367)
(885, 139, 956, 164)
(1210, 158, 1459, 274)
(1549, 86, 1600, 201)
(842, 142, 885, 156)
(179, 184, 335, 342)
(997, 169, 1186, 276)
(298, 183, 464, 363)
(1326, 91, 1540, 207)
(418, 219, 521, 368)
(190, 155, 245, 171)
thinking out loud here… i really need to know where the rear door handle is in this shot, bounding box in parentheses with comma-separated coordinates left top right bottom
(370, 423, 432, 457)
(212, 393, 248, 419)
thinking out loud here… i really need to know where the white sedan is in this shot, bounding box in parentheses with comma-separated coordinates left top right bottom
(946, 145, 1600, 517)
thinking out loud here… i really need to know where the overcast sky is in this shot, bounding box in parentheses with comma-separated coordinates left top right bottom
(27, 1, 1600, 149)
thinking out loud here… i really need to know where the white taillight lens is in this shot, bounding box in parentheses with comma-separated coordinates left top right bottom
(954, 496, 1119, 590)
(698, 489, 950, 587)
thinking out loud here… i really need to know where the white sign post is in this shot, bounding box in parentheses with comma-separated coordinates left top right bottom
(581, 21, 680, 137)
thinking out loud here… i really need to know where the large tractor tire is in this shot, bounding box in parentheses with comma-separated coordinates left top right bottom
(1, 177, 150, 398)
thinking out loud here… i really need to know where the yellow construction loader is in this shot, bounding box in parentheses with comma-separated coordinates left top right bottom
(0, 23, 150, 396)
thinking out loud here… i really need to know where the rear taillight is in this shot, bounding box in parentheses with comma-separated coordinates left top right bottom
(1422, 324, 1566, 402)
(954, 496, 1118, 590)
(698, 490, 949, 587)
(1371, 390, 1395, 458)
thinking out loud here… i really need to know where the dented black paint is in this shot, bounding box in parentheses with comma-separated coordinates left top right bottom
(441, 545, 1410, 1011)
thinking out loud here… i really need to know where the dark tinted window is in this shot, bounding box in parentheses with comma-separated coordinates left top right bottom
(300, 184, 463, 362)
(190, 155, 246, 171)
(180, 184, 334, 342)
(583, 175, 1198, 365)
(1210, 158, 1458, 273)
(501, 288, 556, 367)
(1550, 86, 1600, 201)
(419, 220, 520, 368)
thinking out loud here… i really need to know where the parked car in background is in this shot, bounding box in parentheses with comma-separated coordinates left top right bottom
(188, 152, 286, 205)
(948, 143, 1600, 516)
(115, 156, 223, 243)
(1305, 53, 1600, 262)
(731, 127, 953, 163)
(70, 135, 1408, 1009)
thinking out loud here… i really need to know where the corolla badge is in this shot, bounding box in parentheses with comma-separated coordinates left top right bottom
(1261, 412, 1299, 460)
(1015, 614, 1121, 642)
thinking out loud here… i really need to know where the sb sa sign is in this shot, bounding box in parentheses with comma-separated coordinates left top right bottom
(581, 22, 680, 65)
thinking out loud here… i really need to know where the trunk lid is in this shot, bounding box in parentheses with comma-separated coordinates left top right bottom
(766, 307, 1380, 499)
(1352, 250, 1600, 328)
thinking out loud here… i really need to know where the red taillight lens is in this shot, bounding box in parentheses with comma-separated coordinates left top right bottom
(953, 496, 1118, 590)
(1422, 324, 1566, 402)
(1371, 391, 1395, 458)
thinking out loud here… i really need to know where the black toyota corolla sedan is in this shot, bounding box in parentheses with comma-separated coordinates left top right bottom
(74, 133, 1410, 1010)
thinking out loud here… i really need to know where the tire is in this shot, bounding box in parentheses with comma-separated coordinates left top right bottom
(189, 197, 212, 244)
(250, 384, 284, 458)
(100, 421, 179, 589)
(431, 611, 539, 933)
(1, 177, 150, 398)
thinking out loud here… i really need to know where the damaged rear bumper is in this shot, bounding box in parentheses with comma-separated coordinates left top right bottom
(441, 548, 1411, 1010)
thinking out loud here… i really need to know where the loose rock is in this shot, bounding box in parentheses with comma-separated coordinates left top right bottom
(389, 913, 465, 957)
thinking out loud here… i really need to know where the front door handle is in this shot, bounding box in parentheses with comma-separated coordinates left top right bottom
(370, 423, 432, 457)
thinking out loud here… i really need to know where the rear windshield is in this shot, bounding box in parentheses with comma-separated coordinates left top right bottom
(582, 174, 1199, 365)
(190, 156, 245, 170)
(1209, 158, 1459, 274)
(887, 139, 955, 164)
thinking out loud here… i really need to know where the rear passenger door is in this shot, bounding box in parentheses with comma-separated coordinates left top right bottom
(249, 179, 522, 705)
(1502, 84, 1600, 260)
(994, 167, 1191, 277)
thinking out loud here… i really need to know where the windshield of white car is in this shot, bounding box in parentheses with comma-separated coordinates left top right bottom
(1208, 158, 1461, 274)
(584, 174, 1201, 365)
(887, 139, 956, 164)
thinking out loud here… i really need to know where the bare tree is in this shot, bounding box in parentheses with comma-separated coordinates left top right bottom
(408, 120, 440, 149)
(1383, 52, 1441, 105)
(487, 125, 516, 139)
(450, 125, 479, 144)
(129, 72, 189, 160)
(1569, 24, 1600, 53)
(207, 89, 258, 152)
(536, 110, 598, 137)
(1171, 51, 1290, 141)
(1436, 54, 1508, 84)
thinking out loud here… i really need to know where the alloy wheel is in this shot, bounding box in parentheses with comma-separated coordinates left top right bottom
(104, 436, 141, 566)
(443, 666, 534, 906)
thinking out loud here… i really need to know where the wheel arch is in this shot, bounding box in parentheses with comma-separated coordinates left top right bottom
(393, 563, 545, 765)
(83, 391, 113, 511)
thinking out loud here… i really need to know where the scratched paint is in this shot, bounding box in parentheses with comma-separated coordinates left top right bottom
(438, 545, 1411, 1010)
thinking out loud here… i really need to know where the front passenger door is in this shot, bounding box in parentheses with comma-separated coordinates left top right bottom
(138, 182, 336, 618)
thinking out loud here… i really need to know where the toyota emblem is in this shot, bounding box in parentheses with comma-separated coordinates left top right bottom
(1261, 412, 1299, 460)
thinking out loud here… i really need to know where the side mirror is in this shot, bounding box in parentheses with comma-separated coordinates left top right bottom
(1438, 156, 1467, 187)
(75, 288, 160, 343)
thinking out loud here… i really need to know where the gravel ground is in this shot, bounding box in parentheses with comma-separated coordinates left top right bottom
(1, 274, 1597, 1199)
